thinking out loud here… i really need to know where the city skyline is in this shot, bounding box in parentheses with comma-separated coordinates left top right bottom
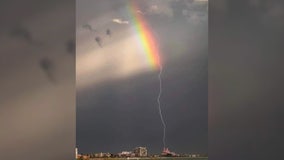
(75, 146, 207, 158)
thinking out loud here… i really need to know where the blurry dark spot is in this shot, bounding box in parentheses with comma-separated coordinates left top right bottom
(10, 26, 33, 42)
(39, 58, 56, 84)
(66, 39, 75, 54)
(10, 25, 42, 46)
(40, 58, 52, 70)
(106, 28, 112, 37)
(95, 36, 103, 47)
(82, 24, 96, 32)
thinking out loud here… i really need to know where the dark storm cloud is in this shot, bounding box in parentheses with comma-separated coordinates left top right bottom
(77, 52, 207, 154)
(77, 0, 207, 155)
(210, 0, 284, 159)
(76, 0, 127, 26)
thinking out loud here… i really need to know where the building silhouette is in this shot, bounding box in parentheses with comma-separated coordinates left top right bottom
(133, 147, 147, 157)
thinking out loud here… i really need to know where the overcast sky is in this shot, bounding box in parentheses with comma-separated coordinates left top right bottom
(209, 0, 284, 159)
(0, 0, 75, 159)
(77, 0, 208, 155)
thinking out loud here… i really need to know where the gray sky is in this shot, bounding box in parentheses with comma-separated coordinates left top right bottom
(0, 0, 75, 159)
(77, 0, 208, 155)
(209, 0, 284, 159)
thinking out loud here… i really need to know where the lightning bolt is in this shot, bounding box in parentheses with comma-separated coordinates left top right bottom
(157, 64, 166, 149)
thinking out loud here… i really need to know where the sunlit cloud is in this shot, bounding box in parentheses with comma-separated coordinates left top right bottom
(112, 18, 129, 24)
(77, 32, 154, 90)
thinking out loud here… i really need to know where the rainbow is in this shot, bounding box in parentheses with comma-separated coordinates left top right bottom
(127, 0, 161, 70)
